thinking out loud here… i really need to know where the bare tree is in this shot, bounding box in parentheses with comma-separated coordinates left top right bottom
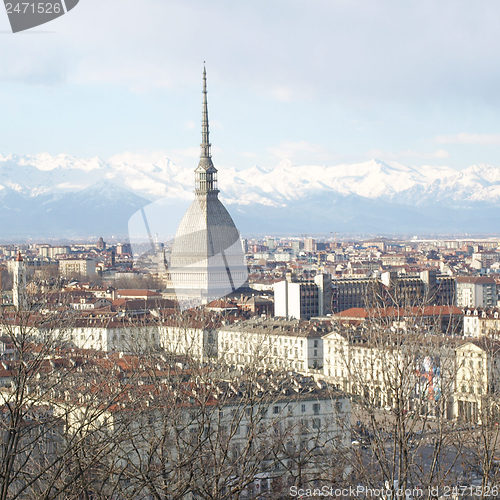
(0, 296, 138, 500)
(326, 301, 466, 499)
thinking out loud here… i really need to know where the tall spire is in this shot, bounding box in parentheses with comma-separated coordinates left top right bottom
(201, 64, 211, 159)
(195, 64, 218, 195)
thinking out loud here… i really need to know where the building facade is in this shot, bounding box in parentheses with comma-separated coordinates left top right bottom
(274, 273, 332, 320)
(456, 277, 497, 308)
(218, 319, 327, 373)
(59, 259, 97, 279)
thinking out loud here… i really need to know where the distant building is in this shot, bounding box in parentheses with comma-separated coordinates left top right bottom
(116, 289, 162, 300)
(471, 252, 499, 271)
(218, 318, 328, 373)
(265, 237, 276, 250)
(463, 308, 500, 338)
(59, 259, 97, 279)
(12, 252, 26, 310)
(116, 243, 132, 255)
(274, 273, 332, 320)
(332, 271, 455, 313)
(332, 278, 379, 313)
(69, 297, 112, 311)
(38, 245, 71, 259)
(456, 276, 497, 308)
(238, 295, 274, 316)
(304, 238, 316, 253)
(57, 319, 159, 352)
(96, 237, 106, 250)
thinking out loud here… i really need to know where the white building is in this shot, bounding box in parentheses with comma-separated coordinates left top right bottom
(471, 252, 499, 271)
(69, 297, 112, 311)
(322, 329, 458, 419)
(56, 320, 159, 352)
(71, 372, 351, 498)
(463, 308, 500, 338)
(455, 340, 500, 423)
(159, 322, 217, 361)
(274, 274, 332, 320)
(218, 318, 327, 373)
(38, 245, 71, 259)
(59, 259, 97, 279)
(456, 276, 497, 308)
(12, 252, 27, 310)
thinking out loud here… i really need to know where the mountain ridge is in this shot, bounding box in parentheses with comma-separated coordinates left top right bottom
(0, 153, 498, 238)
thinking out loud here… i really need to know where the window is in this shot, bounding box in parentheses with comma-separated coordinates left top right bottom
(301, 403, 306, 413)
(273, 405, 280, 415)
(312, 418, 321, 430)
(231, 444, 240, 459)
(313, 403, 320, 415)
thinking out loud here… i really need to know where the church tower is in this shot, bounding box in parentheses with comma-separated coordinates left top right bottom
(12, 251, 27, 310)
(167, 67, 248, 308)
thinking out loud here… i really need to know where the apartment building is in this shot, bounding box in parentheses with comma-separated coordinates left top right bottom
(70, 373, 351, 498)
(331, 271, 455, 313)
(455, 340, 500, 422)
(333, 305, 463, 335)
(218, 318, 327, 373)
(322, 328, 458, 419)
(456, 276, 497, 308)
(274, 273, 332, 320)
(59, 258, 97, 279)
(463, 308, 500, 338)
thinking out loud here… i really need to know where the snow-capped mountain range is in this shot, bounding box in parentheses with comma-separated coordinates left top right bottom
(0, 153, 499, 238)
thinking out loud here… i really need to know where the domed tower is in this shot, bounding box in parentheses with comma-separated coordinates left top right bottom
(168, 67, 248, 307)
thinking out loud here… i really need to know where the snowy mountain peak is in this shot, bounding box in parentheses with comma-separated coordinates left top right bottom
(0, 153, 498, 237)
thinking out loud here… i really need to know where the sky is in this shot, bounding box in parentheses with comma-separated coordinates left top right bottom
(0, 0, 500, 171)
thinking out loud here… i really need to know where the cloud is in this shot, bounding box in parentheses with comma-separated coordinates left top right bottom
(367, 149, 450, 161)
(268, 141, 325, 160)
(241, 151, 258, 159)
(436, 133, 500, 145)
(4, 0, 500, 104)
(269, 86, 295, 102)
(171, 147, 200, 159)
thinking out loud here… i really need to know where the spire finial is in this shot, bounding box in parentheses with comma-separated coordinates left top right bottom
(201, 64, 211, 158)
(195, 64, 218, 195)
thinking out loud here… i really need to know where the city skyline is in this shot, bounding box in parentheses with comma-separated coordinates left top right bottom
(1, 3, 500, 497)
